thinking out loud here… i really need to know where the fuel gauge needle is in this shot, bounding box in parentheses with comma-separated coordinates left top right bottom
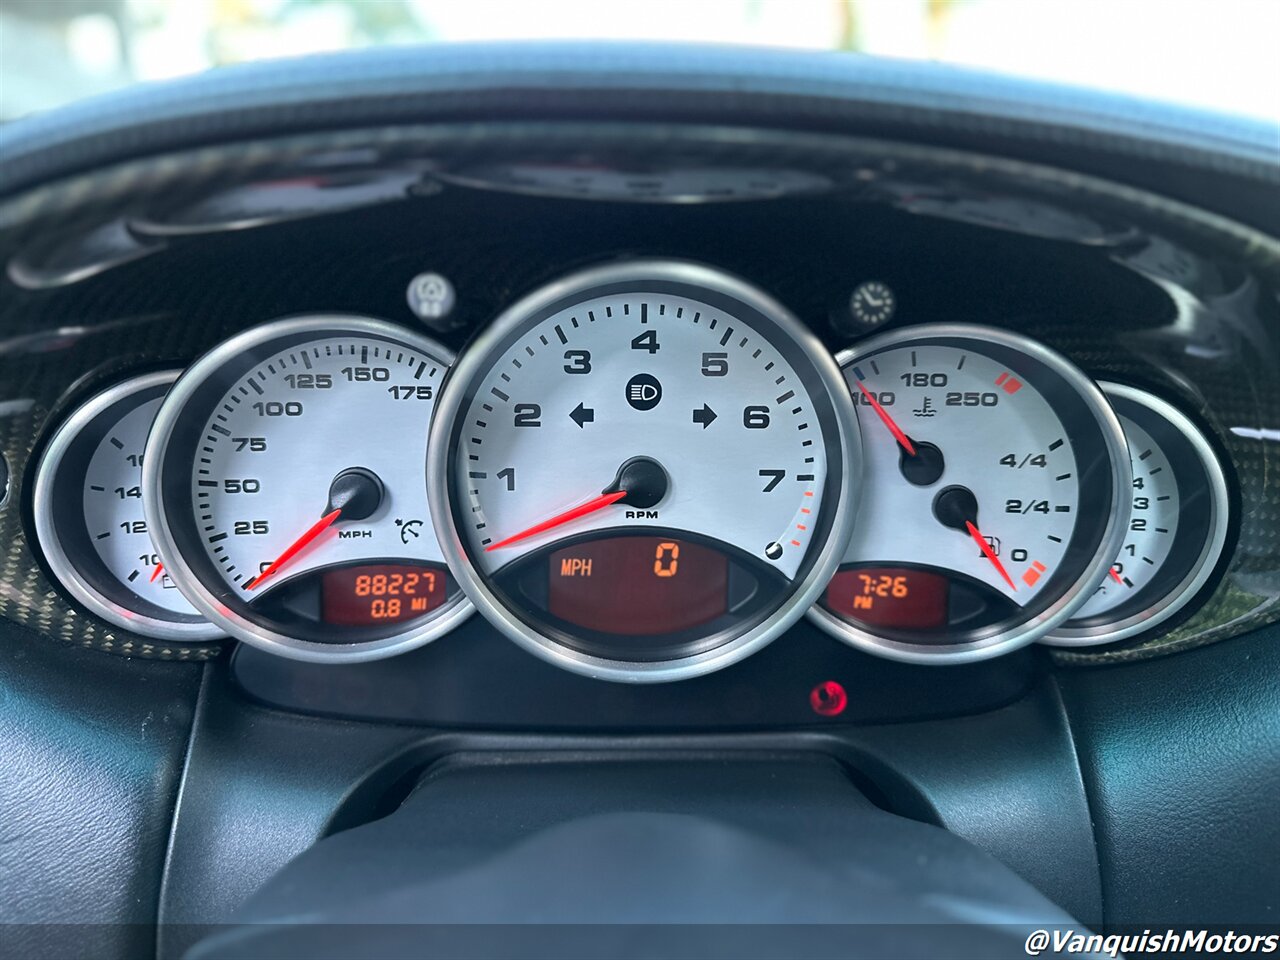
(966, 520, 1017, 592)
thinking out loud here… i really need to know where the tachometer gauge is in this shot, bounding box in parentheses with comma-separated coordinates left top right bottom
(33, 371, 221, 641)
(143, 316, 471, 662)
(1043, 382, 1230, 647)
(808, 325, 1128, 663)
(428, 261, 860, 682)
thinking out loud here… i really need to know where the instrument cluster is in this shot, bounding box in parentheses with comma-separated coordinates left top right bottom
(29, 260, 1232, 682)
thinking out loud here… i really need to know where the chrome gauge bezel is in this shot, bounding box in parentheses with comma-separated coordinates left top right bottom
(807, 324, 1131, 664)
(1043, 382, 1230, 647)
(428, 260, 862, 683)
(33, 370, 223, 641)
(142, 315, 473, 663)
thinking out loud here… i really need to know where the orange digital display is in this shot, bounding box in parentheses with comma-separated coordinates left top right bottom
(548, 536, 728, 635)
(322, 563, 448, 626)
(825, 567, 948, 630)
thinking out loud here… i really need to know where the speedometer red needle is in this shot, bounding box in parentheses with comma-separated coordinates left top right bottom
(485, 490, 627, 552)
(856, 380, 916, 456)
(965, 520, 1017, 592)
(247, 508, 342, 591)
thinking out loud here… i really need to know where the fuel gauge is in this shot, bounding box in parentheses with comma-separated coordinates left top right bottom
(808, 325, 1129, 663)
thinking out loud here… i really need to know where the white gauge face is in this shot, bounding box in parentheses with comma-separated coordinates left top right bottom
(84, 395, 203, 617)
(463, 293, 827, 580)
(1045, 382, 1230, 647)
(192, 336, 449, 592)
(843, 344, 1081, 598)
(1073, 415, 1177, 618)
(34, 371, 220, 641)
(430, 261, 858, 682)
(144, 317, 473, 662)
(809, 325, 1128, 663)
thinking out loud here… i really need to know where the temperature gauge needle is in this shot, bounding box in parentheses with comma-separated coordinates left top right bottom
(966, 520, 1017, 592)
(248, 508, 342, 590)
(856, 380, 916, 456)
(485, 491, 626, 552)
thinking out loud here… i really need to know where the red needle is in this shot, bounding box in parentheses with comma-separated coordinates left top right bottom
(1109, 566, 1125, 585)
(856, 380, 916, 456)
(965, 520, 1017, 592)
(485, 490, 627, 552)
(149, 562, 165, 583)
(248, 508, 342, 591)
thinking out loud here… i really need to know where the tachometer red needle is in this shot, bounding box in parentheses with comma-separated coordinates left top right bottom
(485, 490, 627, 552)
(965, 520, 1016, 592)
(247, 508, 342, 591)
(856, 380, 916, 456)
(149, 562, 165, 583)
(1109, 566, 1125, 585)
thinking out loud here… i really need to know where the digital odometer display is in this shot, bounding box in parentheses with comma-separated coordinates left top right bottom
(322, 563, 449, 626)
(548, 536, 729, 635)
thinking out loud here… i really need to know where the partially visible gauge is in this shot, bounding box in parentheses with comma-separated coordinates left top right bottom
(1043, 382, 1230, 647)
(33, 371, 222, 641)
(808, 325, 1128, 663)
(429, 260, 859, 682)
(143, 316, 471, 662)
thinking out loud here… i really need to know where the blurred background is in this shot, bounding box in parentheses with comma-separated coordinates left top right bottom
(2, 0, 1278, 123)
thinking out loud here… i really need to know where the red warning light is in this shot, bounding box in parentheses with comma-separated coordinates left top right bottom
(809, 680, 848, 717)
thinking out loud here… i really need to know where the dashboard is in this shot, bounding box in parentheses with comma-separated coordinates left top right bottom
(1, 44, 1279, 955)
(5, 126, 1274, 708)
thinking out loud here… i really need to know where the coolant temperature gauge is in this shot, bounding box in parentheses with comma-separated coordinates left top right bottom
(808, 325, 1129, 663)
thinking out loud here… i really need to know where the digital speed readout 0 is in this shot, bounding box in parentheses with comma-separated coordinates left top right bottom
(548, 537, 729, 635)
(321, 563, 449, 627)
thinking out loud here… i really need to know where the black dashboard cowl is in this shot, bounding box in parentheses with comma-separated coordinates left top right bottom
(1, 43, 1276, 232)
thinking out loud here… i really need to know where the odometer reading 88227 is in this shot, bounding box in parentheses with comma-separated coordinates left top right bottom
(143, 316, 472, 662)
(429, 261, 860, 682)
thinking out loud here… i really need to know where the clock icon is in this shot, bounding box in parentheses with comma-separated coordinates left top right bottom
(849, 280, 896, 329)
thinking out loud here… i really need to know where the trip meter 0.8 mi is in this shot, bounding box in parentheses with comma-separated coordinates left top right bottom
(808, 325, 1129, 663)
(428, 261, 860, 682)
(143, 315, 472, 661)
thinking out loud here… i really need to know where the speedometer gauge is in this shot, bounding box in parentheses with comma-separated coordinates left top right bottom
(143, 316, 472, 662)
(429, 261, 859, 682)
(808, 325, 1128, 663)
(1044, 382, 1230, 647)
(33, 371, 221, 641)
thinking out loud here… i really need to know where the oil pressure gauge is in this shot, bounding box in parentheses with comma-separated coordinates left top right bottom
(808, 325, 1129, 663)
(33, 371, 222, 641)
(1044, 382, 1230, 647)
